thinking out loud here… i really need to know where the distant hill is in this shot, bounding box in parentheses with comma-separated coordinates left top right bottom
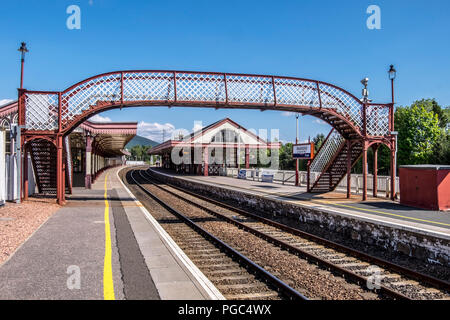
(126, 135, 159, 149)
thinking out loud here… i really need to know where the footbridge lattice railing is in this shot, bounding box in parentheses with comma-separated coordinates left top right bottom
(19, 71, 393, 137)
(309, 129, 345, 180)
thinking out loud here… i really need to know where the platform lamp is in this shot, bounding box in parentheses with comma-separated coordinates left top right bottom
(388, 65, 396, 104)
(18, 42, 29, 89)
(389, 65, 398, 200)
(15, 43, 29, 204)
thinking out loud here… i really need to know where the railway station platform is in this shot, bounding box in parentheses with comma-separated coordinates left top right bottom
(151, 168, 450, 235)
(149, 168, 450, 266)
(0, 166, 223, 300)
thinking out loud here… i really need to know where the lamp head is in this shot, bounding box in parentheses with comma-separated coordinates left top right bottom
(18, 42, 29, 60)
(360, 77, 369, 87)
(389, 65, 396, 80)
(18, 42, 28, 53)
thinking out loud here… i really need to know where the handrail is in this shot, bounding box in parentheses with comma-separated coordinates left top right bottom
(20, 70, 391, 138)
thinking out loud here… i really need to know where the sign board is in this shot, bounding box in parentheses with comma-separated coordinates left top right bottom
(237, 169, 247, 179)
(293, 143, 315, 160)
(261, 171, 274, 183)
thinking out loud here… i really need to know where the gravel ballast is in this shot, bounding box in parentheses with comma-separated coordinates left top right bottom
(0, 197, 60, 265)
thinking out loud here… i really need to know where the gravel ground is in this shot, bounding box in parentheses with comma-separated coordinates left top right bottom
(149, 176, 449, 300)
(0, 197, 60, 265)
(173, 180, 450, 281)
(138, 176, 379, 300)
(123, 169, 281, 300)
(160, 182, 450, 299)
(149, 169, 450, 283)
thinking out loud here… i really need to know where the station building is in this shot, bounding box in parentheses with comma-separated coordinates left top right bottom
(0, 100, 136, 201)
(149, 118, 281, 176)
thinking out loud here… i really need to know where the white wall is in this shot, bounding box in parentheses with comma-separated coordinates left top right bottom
(3, 151, 36, 202)
(0, 131, 5, 205)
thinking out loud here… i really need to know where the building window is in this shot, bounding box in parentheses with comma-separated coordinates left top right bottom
(72, 148, 84, 173)
(0, 119, 11, 155)
(211, 129, 243, 143)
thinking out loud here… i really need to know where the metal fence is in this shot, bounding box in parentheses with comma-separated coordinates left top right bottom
(223, 168, 400, 197)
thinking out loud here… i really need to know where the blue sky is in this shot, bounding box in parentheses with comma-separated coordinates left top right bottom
(0, 0, 449, 142)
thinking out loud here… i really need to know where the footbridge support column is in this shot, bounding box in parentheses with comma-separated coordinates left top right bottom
(372, 144, 379, 198)
(56, 135, 65, 205)
(346, 141, 352, 199)
(85, 134, 92, 189)
(362, 140, 368, 201)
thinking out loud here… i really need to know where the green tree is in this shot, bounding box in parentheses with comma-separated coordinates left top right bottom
(129, 145, 152, 162)
(313, 133, 325, 152)
(279, 143, 295, 170)
(395, 103, 442, 165)
(412, 99, 448, 129)
(429, 134, 450, 165)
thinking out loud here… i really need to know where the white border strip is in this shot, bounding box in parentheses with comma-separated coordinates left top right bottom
(153, 169, 450, 240)
(116, 167, 225, 300)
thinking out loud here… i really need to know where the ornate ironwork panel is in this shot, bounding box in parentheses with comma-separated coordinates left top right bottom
(227, 75, 274, 104)
(61, 73, 121, 126)
(176, 73, 225, 102)
(275, 78, 320, 107)
(366, 104, 390, 136)
(318, 83, 363, 129)
(309, 130, 345, 181)
(25, 93, 59, 130)
(123, 72, 174, 102)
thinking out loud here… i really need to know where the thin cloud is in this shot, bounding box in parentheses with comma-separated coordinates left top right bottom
(0, 99, 14, 107)
(138, 121, 175, 142)
(313, 119, 326, 125)
(89, 114, 112, 123)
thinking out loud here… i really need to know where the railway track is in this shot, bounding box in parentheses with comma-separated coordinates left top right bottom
(124, 170, 449, 299)
(125, 169, 307, 300)
(140, 168, 450, 300)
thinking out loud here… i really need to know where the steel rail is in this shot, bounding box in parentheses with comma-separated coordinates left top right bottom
(128, 169, 308, 301)
(140, 169, 410, 300)
(146, 169, 450, 293)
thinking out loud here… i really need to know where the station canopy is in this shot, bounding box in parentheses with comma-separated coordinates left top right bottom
(149, 118, 280, 155)
(71, 120, 137, 157)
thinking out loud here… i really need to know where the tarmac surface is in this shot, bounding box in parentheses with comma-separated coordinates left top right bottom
(0, 166, 219, 300)
(0, 187, 125, 299)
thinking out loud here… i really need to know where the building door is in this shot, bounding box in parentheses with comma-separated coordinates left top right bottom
(71, 148, 85, 187)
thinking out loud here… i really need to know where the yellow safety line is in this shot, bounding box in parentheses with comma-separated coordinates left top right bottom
(318, 200, 450, 227)
(103, 173, 115, 300)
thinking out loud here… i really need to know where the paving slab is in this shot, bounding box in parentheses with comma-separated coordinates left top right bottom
(0, 166, 224, 300)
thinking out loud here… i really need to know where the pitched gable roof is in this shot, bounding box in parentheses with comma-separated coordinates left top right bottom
(187, 118, 268, 144)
